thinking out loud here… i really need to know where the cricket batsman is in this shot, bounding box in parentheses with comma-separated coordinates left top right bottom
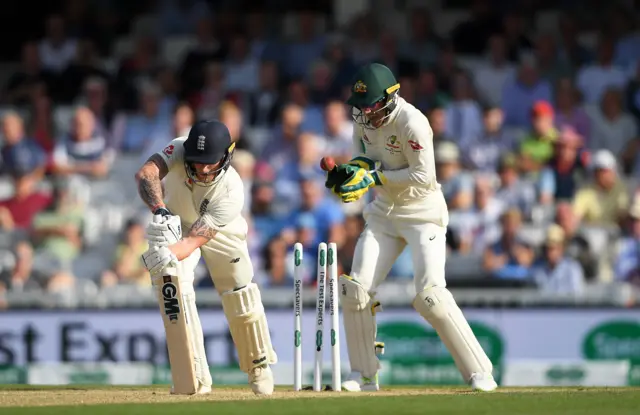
(136, 120, 277, 395)
(325, 63, 497, 392)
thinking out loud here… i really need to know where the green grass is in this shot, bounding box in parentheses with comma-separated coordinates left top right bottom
(1, 386, 638, 415)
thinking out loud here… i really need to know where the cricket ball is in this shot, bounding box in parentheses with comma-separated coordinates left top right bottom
(320, 156, 336, 171)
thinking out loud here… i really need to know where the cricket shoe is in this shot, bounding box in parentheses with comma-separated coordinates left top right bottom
(341, 371, 379, 392)
(249, 364, 274, 395)
(470, 373, 498, 392)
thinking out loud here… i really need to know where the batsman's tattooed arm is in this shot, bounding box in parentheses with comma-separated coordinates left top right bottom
(135, 154, 169, 211)
(189, 216, 218, 240)
(168, 216, 218, 261)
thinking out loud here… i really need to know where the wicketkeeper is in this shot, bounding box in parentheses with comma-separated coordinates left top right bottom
(325, 63, 498, 392)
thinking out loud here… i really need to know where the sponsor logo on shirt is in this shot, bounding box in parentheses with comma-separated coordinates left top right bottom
(162, 144, 174, 156)
(408, 139, 423, 151)
(385, 135, 401, 154)
(199, 199, 210, 216)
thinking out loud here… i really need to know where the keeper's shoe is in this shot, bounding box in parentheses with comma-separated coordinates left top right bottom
(470, 373, 498, 392)
(341, 371, 379, 392)
(250, 364, 274, 395)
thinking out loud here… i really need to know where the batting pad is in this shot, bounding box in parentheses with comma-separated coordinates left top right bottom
(339, 275, 381, 378)
(413, 287, 493, 382)
(221, 283, 277, 373)
(182, 292, 212, 387)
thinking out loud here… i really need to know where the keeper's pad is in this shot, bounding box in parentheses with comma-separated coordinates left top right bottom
(221, 283, 277, 373)
(182, 292, 212, 387)
(413, 287, 493, 382)
(339, 275, 381, 378)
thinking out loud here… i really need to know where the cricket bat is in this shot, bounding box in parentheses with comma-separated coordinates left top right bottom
(154, 216, 198, 394)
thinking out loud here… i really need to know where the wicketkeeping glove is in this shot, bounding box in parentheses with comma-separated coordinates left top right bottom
(337, 156, 387, 203)
(324, 163, 360, 192)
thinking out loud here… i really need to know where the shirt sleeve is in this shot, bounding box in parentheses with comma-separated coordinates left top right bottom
(538, 168, 556, 196)
(381, 112, 437, 187)
(200, 182, 244, 232)
(155, 137, 185, 171)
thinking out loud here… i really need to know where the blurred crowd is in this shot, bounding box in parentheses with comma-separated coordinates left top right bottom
(1, 0, 640, 307)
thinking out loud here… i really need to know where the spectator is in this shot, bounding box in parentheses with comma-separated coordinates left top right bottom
(287, 80, 324, 134)
(519, 100, 558, 174)
(451, 0, 502, 56)
(308, 60, 335, 106)
(530, 224, 585, 295)
(494, 154, 536, 220)
(449, 175, 504, 254)
(348, 13, 379, 66)
(554, 79, 591, 141)
(399, 7, 442, 69)
(610, 7, 640, 68)
(415, 69, 449, 113)
(554, 202, 598, 280)
(463, 106, 514, 172)
(576, 37, 627, 105)
(28, 92, 57, 155)
(31, 180, 84, 268)
(277, 132, 325, 208)
(119, 83, 172, 153)
(0, 172, 53, 231)
(261, 104, 303, 166)
(428, 106, 454, 144)
(77, 77, 124, 149)
(225, 33, 260, 94)
(0, 112, 47, 179)
(483, 208, 535, 281)
(217, 100, 252, 153)
(250, 178, 286, 253)
(538, 126, 589, 204)
(52, 107, 113, 179)
(0, 240, 73, 294)
(180, 16, 227, 98)
(557, 14, 592, 69)
(244, 60, 283, 129)
(283, 12, 326, 80)
(502, 11, 533, 62)
(245, 11, 280, 62)
(587, 88, 637, 159)
(281, 176, 345, 248)
(155, 0, 211, 36)
(614, 202, 640, 285)
(257, 236, 296, 287)
(321, 100, 353, 161)
(38, 14, 77, 74)
(435, 141, 473, 211)
(375, 30, 419, 79)
(115, 36, 161, 111)
(444, 73, 483, 145)
(625, 61, 640, 128)
(502, 58, 553, 129)
(4, 42, 55, 107)
(534, 33, 571, 87)
(324, 36, 357, 96)
(230, 149, 255, 213)
(473, 34, 515, 107)
(58, 39, 110, 104)
(573, 150, 629, 226)
(100, 218, 150, 287)
(140, 102, 194, 161)
(433, 44, 464, 94)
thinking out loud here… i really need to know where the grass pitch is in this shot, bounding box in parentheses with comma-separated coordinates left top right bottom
(0, 385, 638, 414)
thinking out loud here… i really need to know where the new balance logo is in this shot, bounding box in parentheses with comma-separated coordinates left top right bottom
(230, 258, 240, 263)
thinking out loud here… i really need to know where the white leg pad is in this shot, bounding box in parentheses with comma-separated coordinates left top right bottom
(339, 275, 381, 379)
(182, 292, 212, 387)
(413, 287, 493, 382)
(221, 283, 277, 373)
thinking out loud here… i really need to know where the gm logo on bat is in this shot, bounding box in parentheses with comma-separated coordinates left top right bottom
(162, 275, 180, 323)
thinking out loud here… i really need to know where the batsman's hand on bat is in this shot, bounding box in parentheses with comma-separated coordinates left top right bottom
(141, 245, 178, 276)
(146, 214, 182, 247)
(338, 156, 386, 203)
